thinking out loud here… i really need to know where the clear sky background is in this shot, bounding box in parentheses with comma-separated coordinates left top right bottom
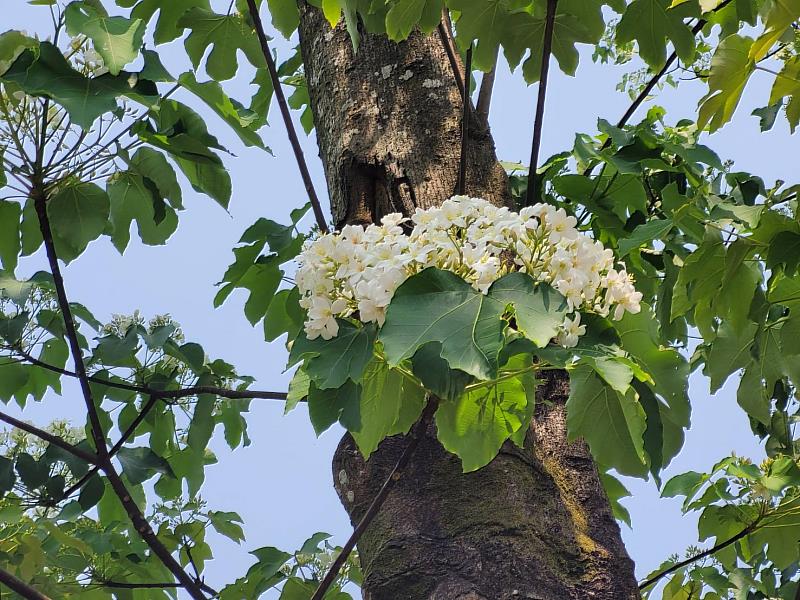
(6, 0, 794, 596)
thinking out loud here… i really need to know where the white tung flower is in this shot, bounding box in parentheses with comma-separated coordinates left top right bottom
(294, 196, 642, 343)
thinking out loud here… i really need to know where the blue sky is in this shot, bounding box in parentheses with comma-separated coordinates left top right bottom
(6, 1, 794, 595)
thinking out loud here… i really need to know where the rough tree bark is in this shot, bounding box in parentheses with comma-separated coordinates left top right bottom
(297, 5, 641, 598)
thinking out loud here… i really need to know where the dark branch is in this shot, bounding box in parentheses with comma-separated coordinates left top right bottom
(310, 398, 439, 600)
(0, 410, 98, 465)
(63, 394, 161, 498)
(0, 566, 51, 600)
(525, 0, 559, 206)
(245, 0, 329, 234)
(98, 581, 179, 590)
(437, 9, 467, 101)
(457, 44, 473, 196)
(32, 189, 208, 600)
(602, 0, 737, 154)
(638, 523, 754, 590)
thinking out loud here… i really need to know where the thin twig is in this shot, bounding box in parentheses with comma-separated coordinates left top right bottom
(14, 349, 288, 402)
(457, 44, 473, 196)
(62, 394, 161, 498)
(245, 0, 329, 234)
(582, 0, 735, 180)
(32, 188, 208, 600)
(525, 0, 558, 206)
(0, 566, 51, 600)
(638, 524, 754, 590)
(310, 398, 439, 600)
(0, 410, 98, 465)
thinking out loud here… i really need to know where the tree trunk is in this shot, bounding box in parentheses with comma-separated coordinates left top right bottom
(297, 5, 641, 599)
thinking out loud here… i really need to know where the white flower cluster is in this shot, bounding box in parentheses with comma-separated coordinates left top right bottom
(296, 196, 642, 346)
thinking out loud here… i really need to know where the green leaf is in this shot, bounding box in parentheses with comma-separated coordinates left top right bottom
(488, 274, 568, 347)
(178, 72, 267, 149)
(65, 2, 146, 75)
(349, 358, 426, 458)
(127, 147, 183, 208)
(264, 288, 304, 342)
(411, 343, 473, 401)
(0, 43, 158, 128)
(307, 380, 360, 436)
(78, 474, 105, 509)
(279, 577, 316, 600)
(386, 0, 428, 40)
(136, 100, 232, 207)
(128, 0, 211, 45)
(285, 367, 310, 413)
(749, 0, 800, 61)
(616, 0, 695, 68)
(566, 364, 648, 476)
(209, 510, 245, 543)
(613, 308, 690, 473)
(117, 447, 175, 484)
(599, 470, 632, 526)
(436, 354, 536, 472)
(704, 321, 758, 392)
(268, 0, 300, 37)
(0, 30, 37, 75)
(767, 232, 800, 276)
(107, 171, 179, 252)
(187, 394, 215, 451)
(698, 35, 755, 131)
(0, 201, 21, 273)
(618, 218, 673, 257)
(0, 457, 15, 496)
(380, 268, 503, 379)
(16, 453, 49, 489)
(769, 56, 800, 132)
(47, 183, 110, 263)
(179, 8, 265, 81)
(288, 321, 375, 389)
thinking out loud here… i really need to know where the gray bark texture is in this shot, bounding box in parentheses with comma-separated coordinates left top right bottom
(297, 5, 641, 599)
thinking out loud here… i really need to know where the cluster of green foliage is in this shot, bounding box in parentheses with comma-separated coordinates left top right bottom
(0, 0, 799, 598)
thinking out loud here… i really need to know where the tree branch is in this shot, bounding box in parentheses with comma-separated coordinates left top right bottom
(310, 398, 439, 600)
(476, 51, 498, 124)
(245, 0, 329, 234)
(457, 44, 473, 196)
(32, 190, 208, 600)
(525, 0, 559, 206)
(437, 8, 467, 101)
(0, 566, 51, 600)
(638, 523, 754, 591)
(62, 394, 161, 498)
(602, 0, 736, 154)
(14, 349, 288, 402)
(0, 410, 98, 465)
(582, 0, 735, 179)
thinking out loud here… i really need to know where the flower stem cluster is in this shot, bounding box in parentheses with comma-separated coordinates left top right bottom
(296, 196, 642, 344)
